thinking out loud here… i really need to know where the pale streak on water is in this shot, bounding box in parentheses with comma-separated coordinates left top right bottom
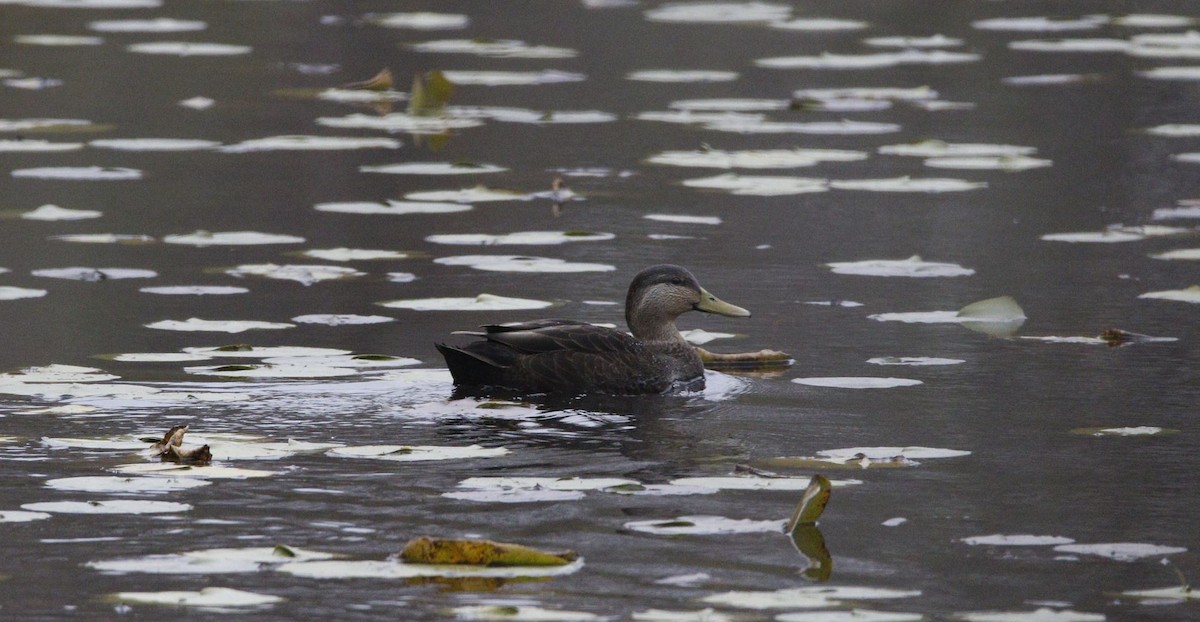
(0, 1, 1198, 620)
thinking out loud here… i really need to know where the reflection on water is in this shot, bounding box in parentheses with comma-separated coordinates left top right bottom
(0, 0, 1198, 620)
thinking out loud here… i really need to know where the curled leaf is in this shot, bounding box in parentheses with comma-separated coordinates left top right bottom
(399, 536, 577, 567)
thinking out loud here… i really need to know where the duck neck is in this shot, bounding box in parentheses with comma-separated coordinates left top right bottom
(627, 309, 687, 344)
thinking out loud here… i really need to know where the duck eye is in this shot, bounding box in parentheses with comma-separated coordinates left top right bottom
(669, 277, 683, 285)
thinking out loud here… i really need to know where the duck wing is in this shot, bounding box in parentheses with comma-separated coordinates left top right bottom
(478, 321, 639, 355)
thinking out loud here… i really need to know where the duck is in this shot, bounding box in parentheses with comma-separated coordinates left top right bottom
(435, 264, 751, 395)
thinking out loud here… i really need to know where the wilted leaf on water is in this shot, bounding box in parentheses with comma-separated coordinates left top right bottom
(400, 536, 576, 566)
(697, 347, 793, 370)
(408, 69, 455, 114)
(111, 587, 282, 608)
(786, 474, 832, 530)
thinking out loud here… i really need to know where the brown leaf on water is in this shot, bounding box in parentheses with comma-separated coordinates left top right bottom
(399, 536, 577, 567)
(342, 68, 393, 91)
(696, 347, 793, 370)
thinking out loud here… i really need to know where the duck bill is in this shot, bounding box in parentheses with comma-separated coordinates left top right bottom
(696, 287, 751, 317)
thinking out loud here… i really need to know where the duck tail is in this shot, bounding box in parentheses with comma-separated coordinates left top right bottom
(435, 342, 511, 387)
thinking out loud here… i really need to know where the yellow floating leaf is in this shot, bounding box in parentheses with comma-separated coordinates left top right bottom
(399, 536, 577, 567)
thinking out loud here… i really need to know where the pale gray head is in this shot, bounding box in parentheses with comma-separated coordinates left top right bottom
(624, 264, 750, 342)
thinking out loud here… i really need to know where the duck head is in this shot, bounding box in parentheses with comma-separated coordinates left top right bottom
(625, 264, 750, 341)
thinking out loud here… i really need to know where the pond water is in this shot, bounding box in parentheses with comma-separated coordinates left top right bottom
(1, 1, 1198, 620)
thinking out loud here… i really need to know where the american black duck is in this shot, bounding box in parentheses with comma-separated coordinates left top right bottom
(436, 264, 751, 395)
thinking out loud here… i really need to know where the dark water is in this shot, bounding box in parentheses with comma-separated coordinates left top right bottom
(1, 1, 1198, 620)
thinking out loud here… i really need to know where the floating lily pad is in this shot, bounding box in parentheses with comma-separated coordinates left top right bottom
(16, 34, 103, 46)
(21, 204, 102, 221)
(624, 515, 785, 536)
(649, 148, 866, 169)
(448, 605, 599, 621)
(317, 112, 483, 134)
(434, 255, 615, 273)
(0, 286, 48, 300)
(220, 135, 400, 152)
(776, 611, 922, 622)
(445, 476, 638, 503)
(958, 609, 1105, 622)
(683, 173, 828, 195)
(22, 500, 191, 514)
(0, 118, 98, 133)
(127, 41, 251, 56)
(409, 39, 577, 58)
(1070, 426, 1174, 437)
(406, 187, 527, 203)
(0, 139, 84, 152)
(89, 546, 333, 574)
(961, 534, 1075, 546)
(276, 557, 584, 579)
(924, 155, 1052, 171)
(669, 476, 860, 491)
(441, 70, 587, 86)
(163, 231, 304, 246)
(300, 248, 408, 261)
(359, 162, 506, 175)
(644, 2, 792, 24)
(793, 377, 923, 389)
(32, 267, 156, 281)
(2, 364, 118, 384)
(972, 16, 1107, 31)
(367, 12, 468, 30)
(632, 609, 732, 622)
(225, 264, 365, 285)
(380, 293, 554, 311)
(644, 214, 722, 225)
(50, 233, 155, 244)
(184, 364, 358, 378)
(110, 463, 277, 478)
(327, 444, 509, 461)
(45, 476, 211, 494)
(706, 119, 901, 135)
(290, 314, 394, 326)
(867, 356, 965, 366)
(1053, 542, 1186, 561)
(1119, 585, 1200, 601)
(702, 586, 921, 610)
(769, 17, 868, 31)
(879, 141, 1037, 158)
(140, 285, 249, 295)
(1139, 66, 1200, 80)
(182, 345, 351, 358)
(757, 50, 979, 70)
(0, 510, 52, 523)
(1138, 285, 1200, 303)
(827, 256, 974, 277)
(12, 166, 141, 180)
(831, 177, 987, 193)
(88, 18, 207, 32)
(426, 231, 614, 245)
(627, 70, 739, 82)
(89, 138, 221, 151)
(315, 200, 471, 215)
(107, 352, 213, 362)
(819, 447, 970, 461)
(145, 318, 294, 333)
(179, 96, 215, 109)
(112, 587, 282, 608)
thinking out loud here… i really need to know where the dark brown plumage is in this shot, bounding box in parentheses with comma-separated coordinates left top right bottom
(436, 265, 750, 395)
